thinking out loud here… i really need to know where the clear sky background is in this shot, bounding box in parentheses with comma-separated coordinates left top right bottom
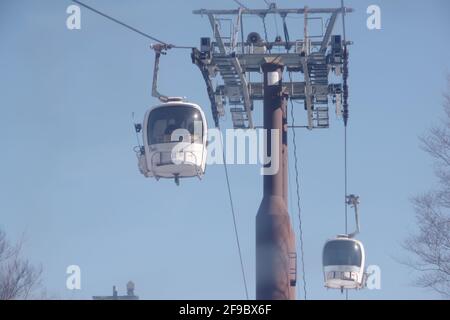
(1, 0, 449, 300)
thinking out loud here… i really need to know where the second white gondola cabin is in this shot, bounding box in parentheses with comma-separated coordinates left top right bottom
(322, 235, 365, 290)
(136, 101, 207, 182)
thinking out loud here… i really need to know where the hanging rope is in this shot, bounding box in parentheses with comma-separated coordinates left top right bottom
(341, 0, 350, 301)
(218, 126, 249, 300)
(344, 128, 349, 234)
(288, 72, 308, 300)
(71, 0, 193, 49)
(341, 0, 349, 234)
(232, 0, 250, 10)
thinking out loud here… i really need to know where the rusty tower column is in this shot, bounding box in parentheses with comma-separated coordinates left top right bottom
(256, 59, 296, 300)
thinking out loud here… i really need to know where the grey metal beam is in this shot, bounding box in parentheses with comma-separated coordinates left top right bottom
(207, 14, 226, 55)
(251, 82, 304, 100)
(217, 40, 325, 48)
(194, 7, 353, 16)
(301, 57, 314, 130)
(191, 48, 221, 127)
(206, 14, 253, 128)
(230, 57, 254, 128)
(320, 11, 338, 53)
(215, 53, 325, 71)
(249, 82, 330, 100)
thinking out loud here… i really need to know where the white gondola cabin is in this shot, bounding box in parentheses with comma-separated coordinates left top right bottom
(322, 195, 366, 291)
(322, 235, 365, 290)
(136, 100, 208, 183)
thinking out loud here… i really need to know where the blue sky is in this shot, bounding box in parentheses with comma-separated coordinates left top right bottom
(0, 0, 449, 299)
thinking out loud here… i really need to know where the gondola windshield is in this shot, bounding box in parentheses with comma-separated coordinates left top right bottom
(147, 105, 203, 145)
(323, 240, 362, 267)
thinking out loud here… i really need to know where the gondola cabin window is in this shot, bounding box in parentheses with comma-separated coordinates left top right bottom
(323, 239, 363, 267)
(147, 105, 203, 145)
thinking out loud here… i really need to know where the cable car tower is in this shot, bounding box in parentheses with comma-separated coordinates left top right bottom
(70, 0, 360, 300)
(191, 3, 353, 299)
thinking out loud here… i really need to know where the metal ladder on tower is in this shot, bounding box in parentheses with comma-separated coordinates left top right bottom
(213, 54, 251, 129)
(308, 53, 330, 128)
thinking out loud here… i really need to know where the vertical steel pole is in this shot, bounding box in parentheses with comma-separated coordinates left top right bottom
(256, 59, 296, 300)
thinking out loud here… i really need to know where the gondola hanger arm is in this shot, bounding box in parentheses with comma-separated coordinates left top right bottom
(150, 44, 183, 103)
(346, 194, 360, 238)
